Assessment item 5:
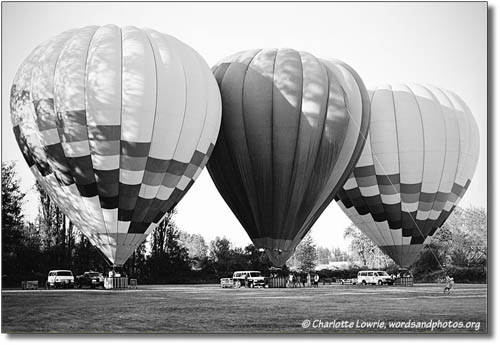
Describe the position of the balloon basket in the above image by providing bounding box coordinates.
[104,277,129,290]
[393,277,414,287]
[104,266,129,289]
[267,276,287,288]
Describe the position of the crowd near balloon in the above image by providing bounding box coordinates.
[10,25,480,270]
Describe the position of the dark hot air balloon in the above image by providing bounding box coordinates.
[207,49,370,266]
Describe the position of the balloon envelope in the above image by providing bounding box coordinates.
[10,25,221,266]
[335,84,480,267]
[207,49,370,266]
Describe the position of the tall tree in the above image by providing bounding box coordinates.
[422,205,487,269]
[445,206,486,267]
[2,161,26,252]
[124,242,147,279]
[316,246,331,264]
[2,161,27,285]
[293,235,318,272]
[209,237,231,263]
[35,181,74,266]
[72,232,108,274]
[207,237,234,275]
[149,210,191,282]
[178,232,208,260]
[244,244,273,274]
[178,232,208,269]
[344,224,394,268]
[151,210,176,256]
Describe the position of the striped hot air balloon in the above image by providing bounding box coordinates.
[207,49,370,266]
[10,25,221,266]
[335,84,480,267]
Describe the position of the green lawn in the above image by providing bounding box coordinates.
[1,283,487,334]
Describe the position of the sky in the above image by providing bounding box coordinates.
[1,2,487,251]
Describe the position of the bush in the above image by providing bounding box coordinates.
[414,266,486,283]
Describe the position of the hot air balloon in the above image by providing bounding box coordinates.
[10,25,221,267]
[335,84,480,268]
[207,49,370,266]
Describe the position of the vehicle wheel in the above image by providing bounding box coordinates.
[377,280,382,286]
[235,280,241,288]
[362,281,367,285]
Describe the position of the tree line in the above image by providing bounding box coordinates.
[342,205,487,282]
[2,161,277,286]
[2,161,487,286]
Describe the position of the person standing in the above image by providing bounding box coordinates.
[443,275,454,294]
[313,274,319,287]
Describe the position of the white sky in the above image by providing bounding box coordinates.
[1,2,487,251]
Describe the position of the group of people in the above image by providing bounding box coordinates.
[286,272,320,288]
[389,272,412,280]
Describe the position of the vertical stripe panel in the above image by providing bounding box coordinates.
[370,86,400,176]
[241,49,275,239]
[170,37,208,163]
[271,48,302,234]
[145,31,186,160]
[86,25,123,127]
[120,26,157,144]
[393,84,423,213]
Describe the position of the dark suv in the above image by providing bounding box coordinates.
[75,271,104,288]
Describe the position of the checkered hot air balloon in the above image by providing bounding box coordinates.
[207,49,371,267]
[10,25,221,266]
[335,84,480,268]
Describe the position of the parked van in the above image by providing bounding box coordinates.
[357,270,394,285]
[232,271,267,288]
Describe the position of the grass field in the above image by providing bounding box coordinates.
[1,283,487,334]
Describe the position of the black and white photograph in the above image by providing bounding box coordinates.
[1,1,490,335]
